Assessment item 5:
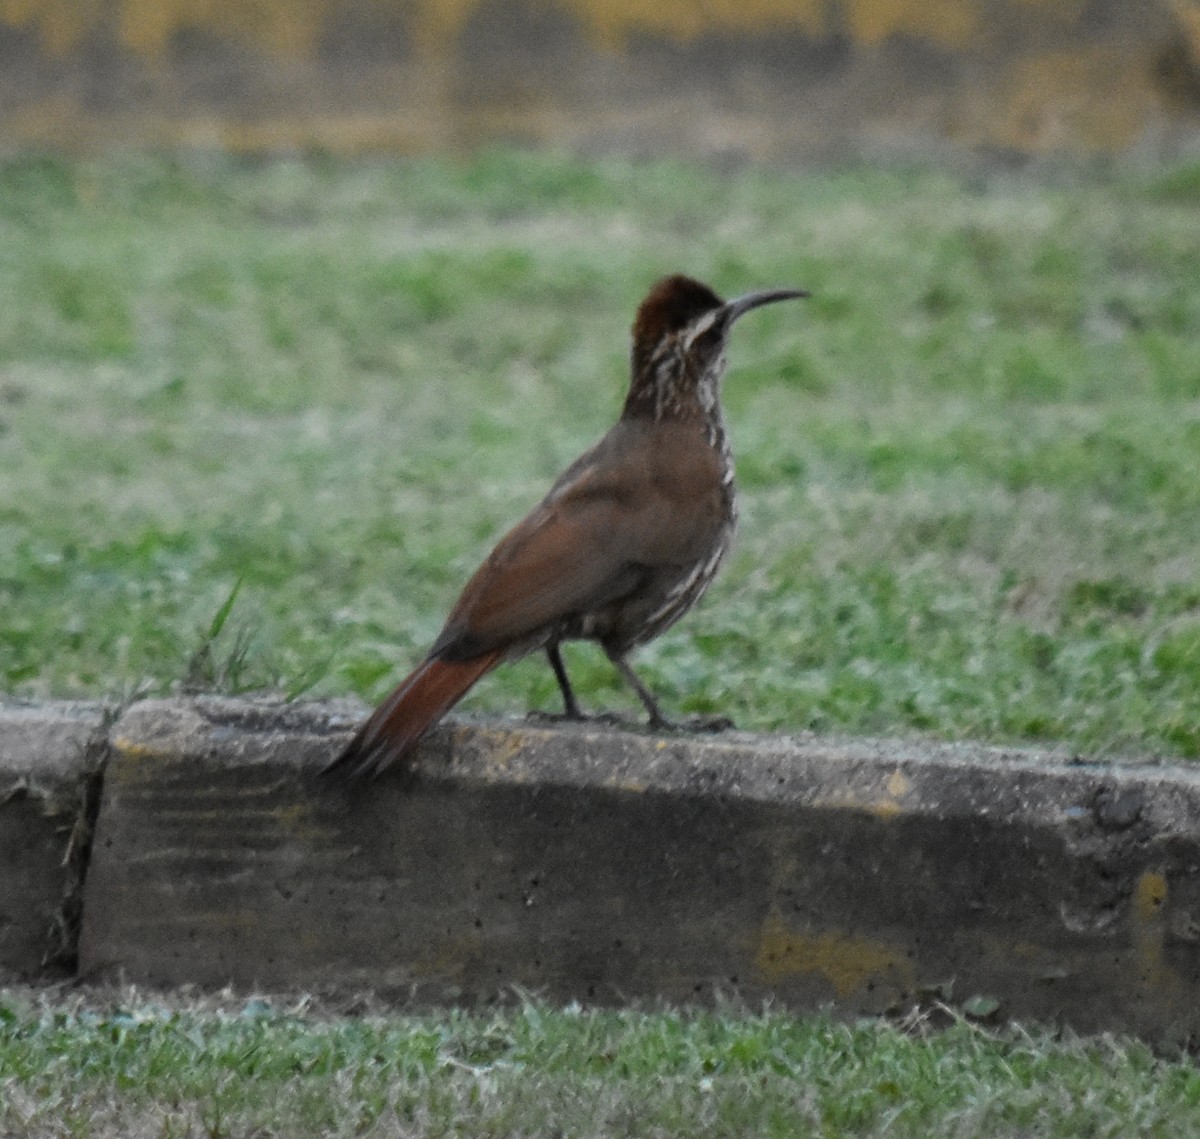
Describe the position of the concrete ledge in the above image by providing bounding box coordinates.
[0,700,108,979]
[76,696,1200,1046]
[2,0,1199,161]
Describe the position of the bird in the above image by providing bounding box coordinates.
[324,274,807,779]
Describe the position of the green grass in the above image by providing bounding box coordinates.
[2,991,1199,1138]
[5,151,1200,1127]
[1,151,1200,758]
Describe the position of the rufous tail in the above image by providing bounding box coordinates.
[323,649,503,779]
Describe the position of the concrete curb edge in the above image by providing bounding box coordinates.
[3,696,1199,1046]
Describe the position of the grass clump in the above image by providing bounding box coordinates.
[0,151,1198,758]
[2,991,1199,1138]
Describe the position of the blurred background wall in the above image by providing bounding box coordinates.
[2,0,1199,163]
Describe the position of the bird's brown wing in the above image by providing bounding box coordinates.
[324,434,691,778]
[432,449,700,659]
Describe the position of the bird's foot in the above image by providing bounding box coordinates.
[527,708,733,733]
[647,713,735,734]
[526,709,628,728]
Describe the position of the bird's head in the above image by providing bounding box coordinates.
[625,274,808,419]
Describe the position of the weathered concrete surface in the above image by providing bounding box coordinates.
[0,701,108,979]
[81,696,1200,1045]
[1,0,1198,162]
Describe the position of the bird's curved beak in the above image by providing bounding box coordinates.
[722,287,810,325]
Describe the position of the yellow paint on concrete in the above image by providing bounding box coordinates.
[110,736,166,762]
[1012,0,1087,20]
[0,4,1185,174]
[2,0,332,58]
[1169,0,1200,68]
[106,737,181,788]
[0,0,100,55]
[2,0,985,60]
[811,766,912,821]
[1135,870,1168,920]
[845,0,977,48]
[468,726,529,775]
[117,0,328,59]
[567,0,825,51]
[1132,869,1175,989]
[412,0,478,53]
[754,908,914,997]
[983,873,1183,999]
[969,45,1159,154]
[875,767,912,820]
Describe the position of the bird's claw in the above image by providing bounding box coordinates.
[687,714,735,733]
[647,713,735,734]
[526,709,628,728]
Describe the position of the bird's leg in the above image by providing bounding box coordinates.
[607,652,672,727]
[527,645,621,725]
[547,642,585,719]
[527,644,626,727]
[607,651,734,734]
